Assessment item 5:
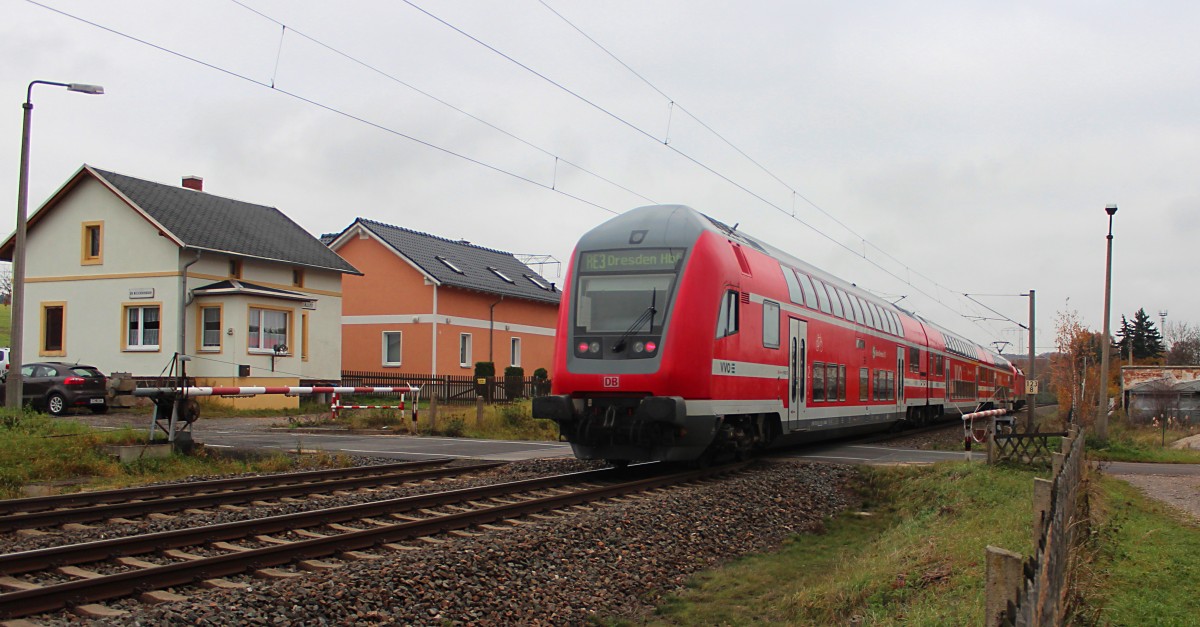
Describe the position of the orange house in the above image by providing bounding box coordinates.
[326,218,561,376]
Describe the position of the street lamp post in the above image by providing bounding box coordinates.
[7,80,104,409]
[1096,204,1118,441]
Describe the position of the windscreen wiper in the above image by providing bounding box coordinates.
[613,289,657,353]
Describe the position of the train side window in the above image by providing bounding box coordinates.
[872,370,881,400]
[826,363,839,402]
[762,300,780,348]
[839,364,847,401]
[812,361,826,402]
[935,355,944,376]
[884,310,897,335]
[859,367,869,401]
[857,296,874,328]
[811,278,833,314]
[870,303,885,331]
[796,272,819,309]
[835,289,854,321]
[848,294,865,324]
[782,267,804,305]
[715,290,740,338]
[891,312,904,336]
[826,285,844,318]
[909,346,920,373]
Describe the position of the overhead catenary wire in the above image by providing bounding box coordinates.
[25,0,1023,348]
[406,0,1023,345]
[24,0,620,216]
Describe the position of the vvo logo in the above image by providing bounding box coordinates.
[603,376,620,388]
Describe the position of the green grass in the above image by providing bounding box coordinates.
[1072,475,1200,624]
[647,462,1039,626]
[0,407,353,499]
[1086,417,1200,463]
[0,303,9,347]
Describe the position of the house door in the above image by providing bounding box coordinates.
[788,319,808,431]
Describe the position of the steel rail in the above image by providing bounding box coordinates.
[0,462,750,618]
[0,459,451,516]
[0,461,503,533]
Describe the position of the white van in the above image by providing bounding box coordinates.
[0,347,8,373]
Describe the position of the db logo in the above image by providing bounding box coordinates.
[603,376,620,388]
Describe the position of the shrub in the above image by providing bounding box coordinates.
[533,367,548,380]
[440,417,466,437]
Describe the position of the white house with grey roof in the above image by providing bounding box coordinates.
[0,165,360,409]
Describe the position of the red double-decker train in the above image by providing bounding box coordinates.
[533,204,1024,463]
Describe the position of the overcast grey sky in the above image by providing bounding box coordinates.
[3,0,1197,354]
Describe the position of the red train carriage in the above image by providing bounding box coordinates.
[533,205,1023,463]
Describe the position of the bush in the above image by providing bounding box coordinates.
[440,417,466,437]
[474,362,496,377]
[533,367,548,380]
[500,403,529,428]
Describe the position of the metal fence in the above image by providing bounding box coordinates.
[339,370,550,404]
[986,428,1087,626]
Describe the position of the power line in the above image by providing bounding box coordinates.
[24,0,621,217]
[405,0,1014,343]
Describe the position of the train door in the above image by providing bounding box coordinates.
[787,318,808,431]
[896,347,905,415]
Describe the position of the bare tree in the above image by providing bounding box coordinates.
[1164,321,1200,365]
[0,264,10,303]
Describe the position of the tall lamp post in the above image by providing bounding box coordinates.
[1096,204,1118,441]
[7,80,104,409]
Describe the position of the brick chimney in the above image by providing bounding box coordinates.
[182,176,203,191]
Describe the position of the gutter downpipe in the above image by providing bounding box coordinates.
[169,250,203,443]
[431,283,438,375]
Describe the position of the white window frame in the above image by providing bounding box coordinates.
[248,306,290,353]
[200,306,222,352]
[459,333,473,367]
[382,331,403,367]
[125,304,161,351]
[510,337,522,367]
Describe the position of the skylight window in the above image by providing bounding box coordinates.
[488,267,515,283]
[435,255,465,274]
[524,273,550,290]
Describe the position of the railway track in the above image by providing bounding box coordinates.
[0,460,752,620]
[0,459,503,533]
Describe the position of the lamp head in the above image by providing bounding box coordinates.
[274,344,289,355]
[67,83,104,95]
[1105,204,1118,216]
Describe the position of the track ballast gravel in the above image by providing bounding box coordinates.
[25,458,854,625]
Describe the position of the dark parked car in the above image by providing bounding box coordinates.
[0,362,108,415]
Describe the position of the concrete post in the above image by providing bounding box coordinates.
[987,431,996,465]
[476,395,484,428]
[1051,451,1064,477]
[985,545,1024,626]
[1033,478,1053,548]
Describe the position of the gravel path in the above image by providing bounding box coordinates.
[1106,473,1200,524]
[23,459,854,625]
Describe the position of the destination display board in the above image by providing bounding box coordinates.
[580,248,683,273]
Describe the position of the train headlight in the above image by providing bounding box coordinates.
[633,341,645,353]
[645,341,657,353]
[589,342,601,353]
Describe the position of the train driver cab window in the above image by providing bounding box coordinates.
[716,290,740,338]
[762,300,780,348]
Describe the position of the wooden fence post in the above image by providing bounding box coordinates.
[1033,477,1052,548]
[986,545,1023,626]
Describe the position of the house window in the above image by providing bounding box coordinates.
[41,302,66,355]
[762,300,780,348]
[81,221,103,265]
[248,306,289,352]
[230,259,243,279]
[383,331,402,366]
[125,304,161,351]
[292,268,305,287]
[200,306,222,351]
[510,337,521,367]
[459,333,473,367]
